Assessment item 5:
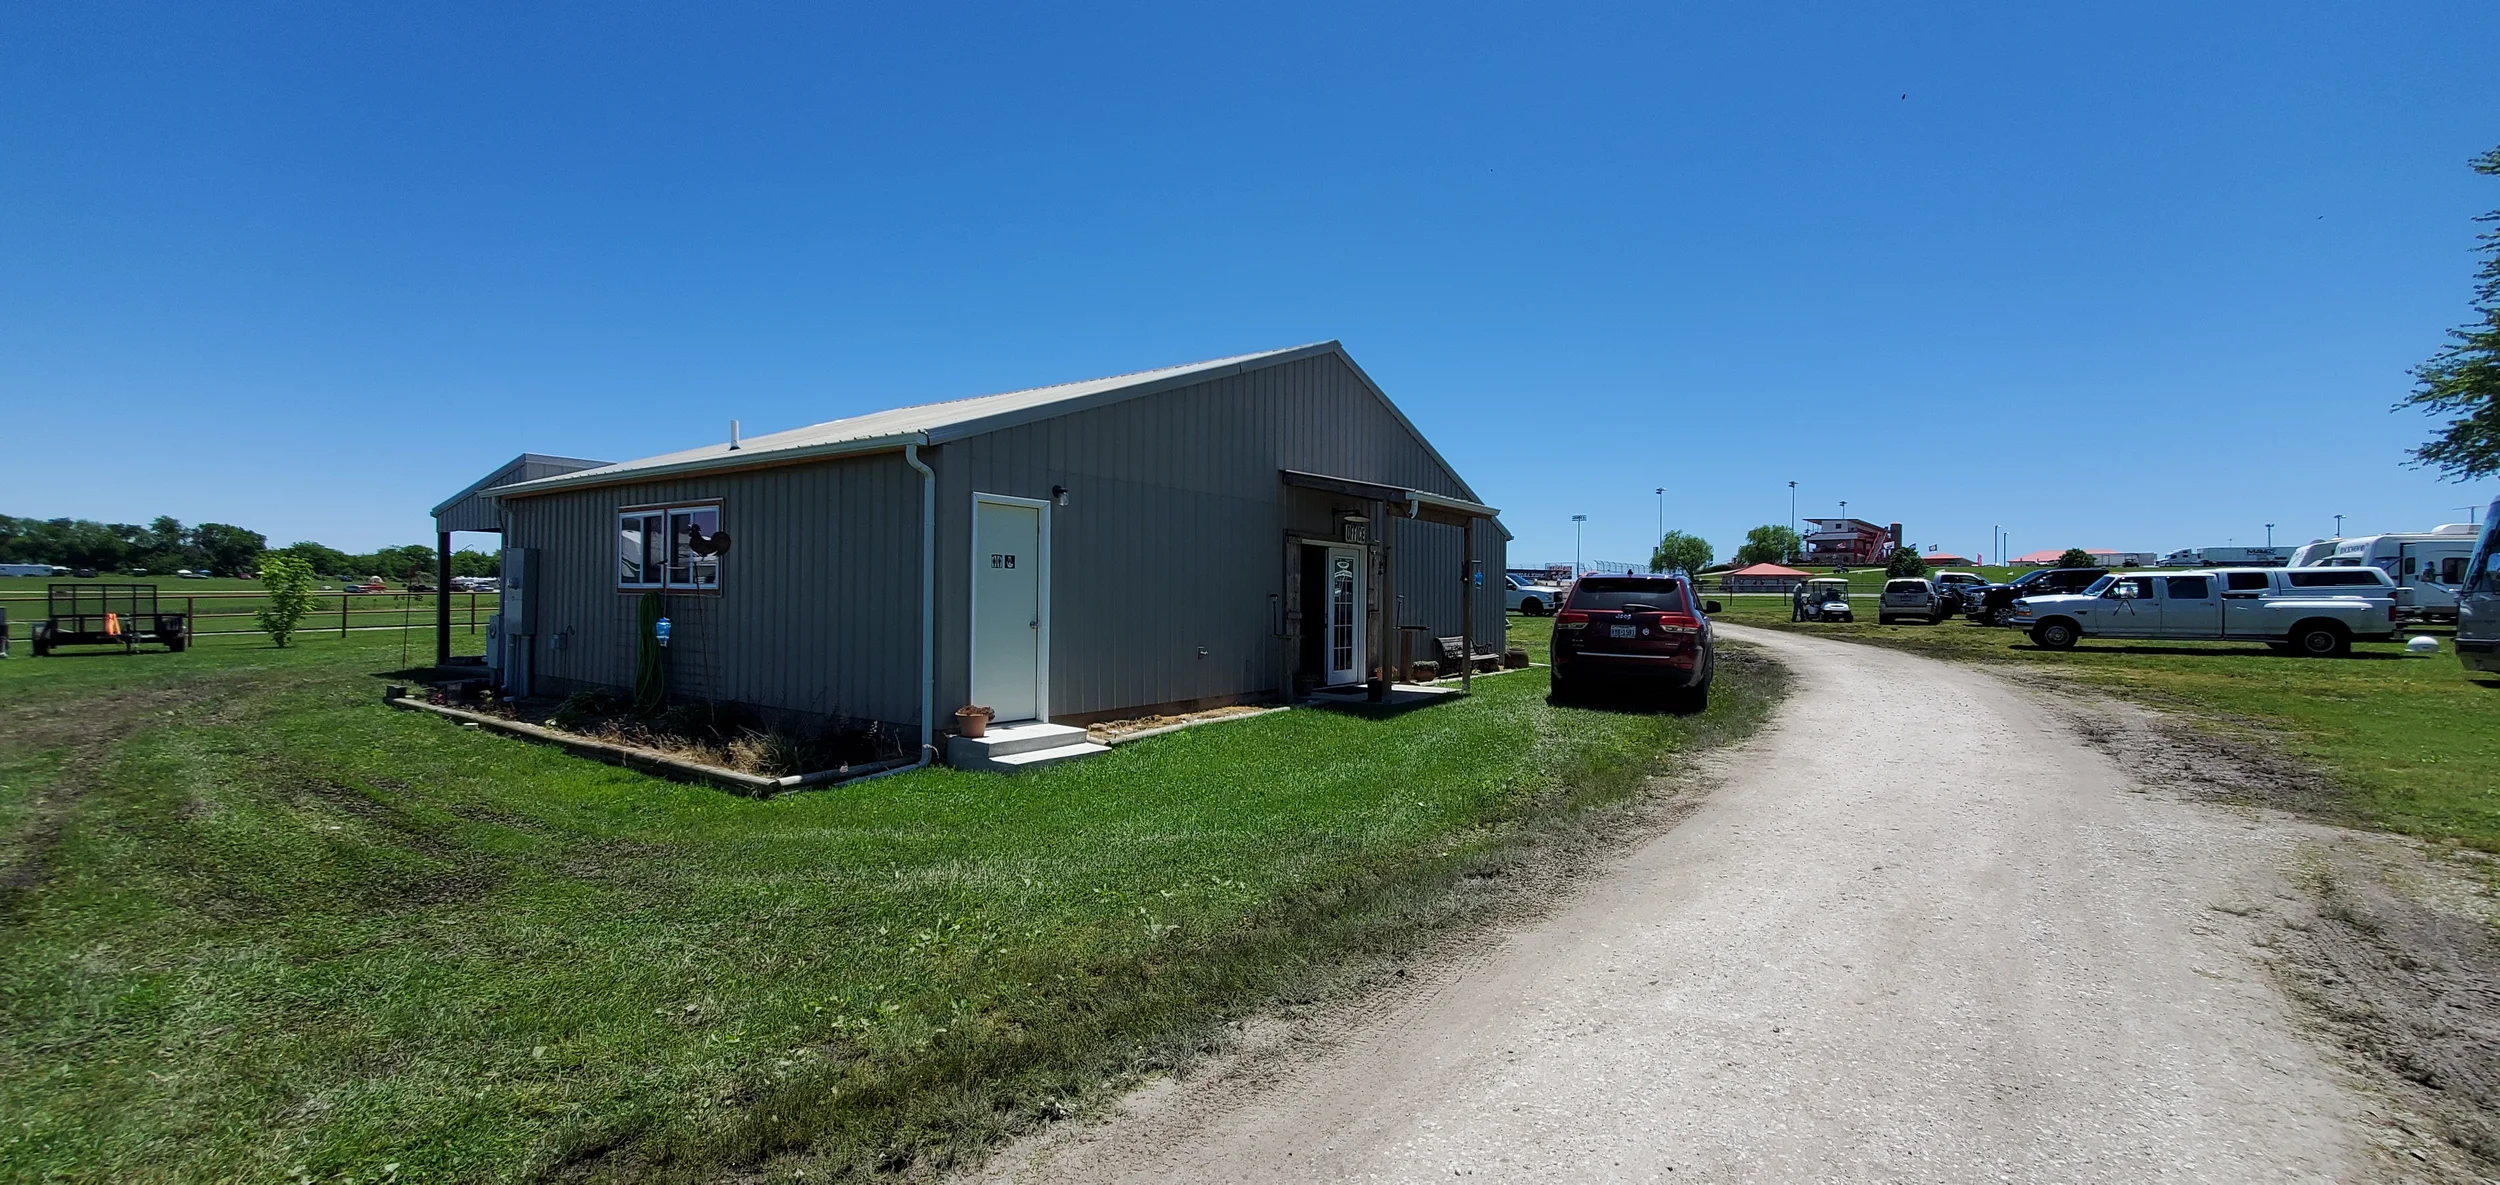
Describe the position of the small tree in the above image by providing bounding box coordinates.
[2398,146,2500,480]
[1649,530,1714,575]
[1734,524,1802,566]
[2055,548,2101,570]
[1886,545,1929,578]
[256,555,318,647]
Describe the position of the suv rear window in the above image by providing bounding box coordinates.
[2287,569,2389,587]
[1884,579,1928,592]
[1567,578,1687,612]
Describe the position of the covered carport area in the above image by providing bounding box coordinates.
[427,454,605,667]
[1280,469,1503,699]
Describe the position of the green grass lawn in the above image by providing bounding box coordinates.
[1,623,1781,1182]
[1709,595,2500,848]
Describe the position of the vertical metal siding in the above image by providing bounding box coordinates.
[943,351,1498,719]
[502,351,1503,728]
[500,453,923,728]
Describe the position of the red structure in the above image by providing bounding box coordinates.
[1720,562,1809,592]
[1801,519,1901,567]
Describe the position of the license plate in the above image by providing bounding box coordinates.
[1609,624,1638,638]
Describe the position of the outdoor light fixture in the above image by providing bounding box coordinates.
[655,617,672,648]
[1051,485,1069,507]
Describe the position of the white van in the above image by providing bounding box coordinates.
[0,563,60,578]
[2320,525,2478,622]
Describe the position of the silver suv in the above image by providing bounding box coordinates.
[1878,578,1944,625]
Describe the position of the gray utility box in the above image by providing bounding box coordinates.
[498,548,538,696]
[499,547,538,634]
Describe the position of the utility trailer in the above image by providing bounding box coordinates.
[29,584,188,656]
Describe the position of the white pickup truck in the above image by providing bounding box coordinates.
[2006,567,2400,656]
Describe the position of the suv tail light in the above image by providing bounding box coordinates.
[1556,611,1589,629]
[1653,613,1698,635]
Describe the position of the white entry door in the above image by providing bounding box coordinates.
[973,497,1046,722]
[1323,545,1365,686]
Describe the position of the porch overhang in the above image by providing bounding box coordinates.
[1279,469,1500,528]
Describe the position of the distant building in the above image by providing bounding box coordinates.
[2010,548,2155,567]
[1921,552,1974,567]
[1802,519,1901,567]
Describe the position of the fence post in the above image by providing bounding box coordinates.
[341,591,349,637]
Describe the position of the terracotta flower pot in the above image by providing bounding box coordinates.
[955,706,994,738]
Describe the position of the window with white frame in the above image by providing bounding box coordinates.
[618,503,723,590]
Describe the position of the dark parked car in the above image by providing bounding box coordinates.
[1970,567,2108,625]
[1929,570,1988,616]
[1549,573,1720,709]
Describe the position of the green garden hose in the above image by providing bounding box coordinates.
[634,591,666,714]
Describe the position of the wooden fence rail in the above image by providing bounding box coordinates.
[0,589,500,642]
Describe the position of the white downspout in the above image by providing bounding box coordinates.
[904,440,938,770]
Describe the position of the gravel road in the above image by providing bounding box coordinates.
[977,625,2383,1184]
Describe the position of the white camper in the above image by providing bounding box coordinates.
[2322,524,2479,622]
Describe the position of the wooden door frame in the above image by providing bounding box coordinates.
[969,492,1053,722]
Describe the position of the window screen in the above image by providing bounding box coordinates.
[2164,575,2210,599]
[2226,572,2272,591]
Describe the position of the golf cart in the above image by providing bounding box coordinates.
[29,584,189,656]
[1794,577,1854,623]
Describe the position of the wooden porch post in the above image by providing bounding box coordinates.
[435,530,453,667]
[1461,516,1475,694]
[1369,497,1389,700]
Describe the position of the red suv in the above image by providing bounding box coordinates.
[1549,573,1720,709]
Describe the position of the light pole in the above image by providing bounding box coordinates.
[1655,488,1666,560]
[1572,515,1588,575]
[2265,523,2275,548]
[1787,481,1798,563]
[1992,524,1999,569]
[2334,513,2344,538]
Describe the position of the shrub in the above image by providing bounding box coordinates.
[1886,546,1930,578]
[2056,547,2102,570]
[254,555,318,647]
[548,689,622,731]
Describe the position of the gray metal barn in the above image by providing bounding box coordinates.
[463,342,1506,764]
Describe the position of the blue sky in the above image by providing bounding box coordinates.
[3,3,2496,565]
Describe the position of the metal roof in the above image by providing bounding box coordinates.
[490,341,1482,503]
[430,453,610,529]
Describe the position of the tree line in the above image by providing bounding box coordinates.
[0,514,499,580]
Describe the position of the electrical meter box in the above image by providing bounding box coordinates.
[500,547,538,635]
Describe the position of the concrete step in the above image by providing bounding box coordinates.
[947,722,1108,771]
[952,721,1087,759]
[978,741,1111,772]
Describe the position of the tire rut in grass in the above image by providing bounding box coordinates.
[0,679,236,912]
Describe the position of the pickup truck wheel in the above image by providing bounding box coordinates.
[1520,597,1543,616]
[2291,621,2351,657]
[2030,619,2080,650]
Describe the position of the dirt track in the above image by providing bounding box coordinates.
[975,625,2407,1184]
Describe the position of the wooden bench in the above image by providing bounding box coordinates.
[1434,636,1502,675]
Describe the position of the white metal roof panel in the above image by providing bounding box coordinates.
[493,343,1341,498]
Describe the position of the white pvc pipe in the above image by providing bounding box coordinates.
[904,440,938,769]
